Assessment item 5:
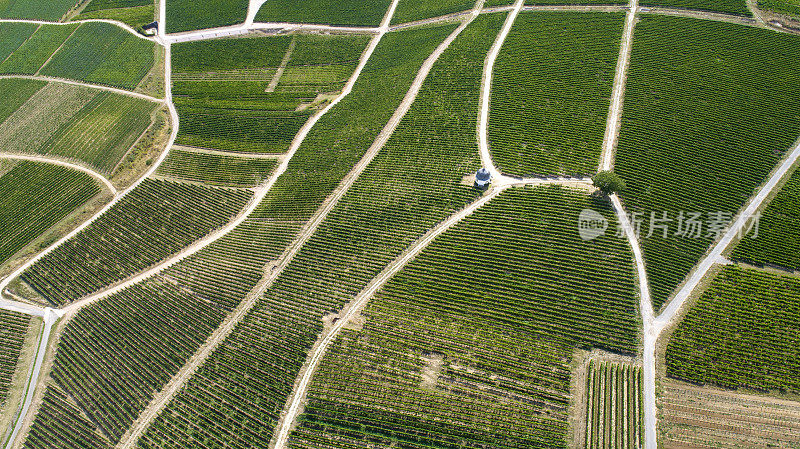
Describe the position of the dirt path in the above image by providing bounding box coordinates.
[0,153,117,195]
[477,0,524,185]
[2,308,61,449]
[172,145,285,159]
[265,36,295,92]
[600,0,639,172]
[0,75,164,103]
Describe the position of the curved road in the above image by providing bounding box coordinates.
[0,153,117,195]
[0,75,164,103]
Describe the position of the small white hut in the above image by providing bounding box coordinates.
[475,167,491,187]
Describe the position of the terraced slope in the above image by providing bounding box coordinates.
[614,15,800,309]
[137,16,502,448]
[288,187,638,448]
[489,12,624,178]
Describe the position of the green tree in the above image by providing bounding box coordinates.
[592,171,626,195]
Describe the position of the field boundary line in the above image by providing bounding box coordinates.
[641,6,759,26]
[170,145,286,159]
[272,186,506,449]
[33,23,81,76]
[600,0,639,171]
[0,75,165,103]
[0,153,117,195]
[0,18,155,42]
[265,36,295,92]
[113,2,404,445]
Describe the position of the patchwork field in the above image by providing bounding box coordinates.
[0,81,158,175]
[0,161,101,267]
[3,2,800,449]
[21,24,458,449]
[659,381,800,448]
[489,12,624,178]
[138,16,501,448]
[614,15,800,310]
[172,34,369,153]
[0,22,157,90]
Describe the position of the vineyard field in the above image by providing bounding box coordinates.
[156,150,278,187]
[732,167,800,271]
[0,82,157,175]
[173,34,368,153]
[585,361,643,449]
[287,187,638,448]
[0,78,46,125]
[165,0,248,33]
[254,0,392,26]
[18,179,253,306]
[489,12,624,178]
[390,0,476,25]
[22,28,463,443]
[0,309,32,409]
[614,15,800,309]
[0,0,77,20]
[0,24,80,75]
[666,266,800,393]
[136,16,604,449]
[76,5,155,31]
[24,210,305,449]
[0,161,101,267]
[759,0,800,16]
[39,22,156,90]
[0,22,37,62]
[42,93,157,175]
[83,0,150,11]
[641,0,751,15]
